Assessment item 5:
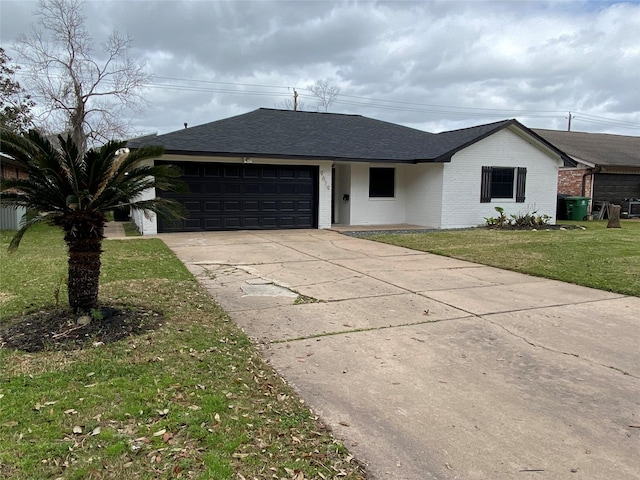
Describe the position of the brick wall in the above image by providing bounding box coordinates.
[0,164,29,180]
[558,167,592,197]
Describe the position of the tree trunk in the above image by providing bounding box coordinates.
[607,205,622,229]
[65,220,104,313]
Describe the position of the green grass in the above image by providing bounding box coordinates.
[122,221,142,236]
[369,220,640,297]
[0,225,365,479]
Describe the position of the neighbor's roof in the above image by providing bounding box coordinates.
[129,108,566,163]
[533,129,640,168]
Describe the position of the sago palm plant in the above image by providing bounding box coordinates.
[0,128,185,313]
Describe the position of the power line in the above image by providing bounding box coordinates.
[12,70,640,130]
[145,76,640,129]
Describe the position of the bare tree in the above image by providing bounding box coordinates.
[14,0,150,155]
[307,79,340,113]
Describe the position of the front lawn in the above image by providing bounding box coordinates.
[0,225,365,479]
[369,220,640,297]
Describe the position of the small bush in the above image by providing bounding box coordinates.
[485,206,551,228]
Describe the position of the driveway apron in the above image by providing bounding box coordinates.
[160,229,640,480]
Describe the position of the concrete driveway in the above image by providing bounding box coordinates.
[159,229,640,480]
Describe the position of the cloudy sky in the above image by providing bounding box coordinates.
[1,0,639,137]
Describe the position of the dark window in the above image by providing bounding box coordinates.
[369,167,395,198]
[491,168,515,198]
[480,166,526,203]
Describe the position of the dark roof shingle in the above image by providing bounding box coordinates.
[129,108,566,163]
[533,129,640,167]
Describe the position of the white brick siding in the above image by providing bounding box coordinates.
[131,187,158,235]
[317,162,333,229]
[348,163,408,225]
[404,163,444,227]
[440,127,561,228]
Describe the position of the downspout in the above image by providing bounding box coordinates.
[582,166,600,213]
[581,166,600,197]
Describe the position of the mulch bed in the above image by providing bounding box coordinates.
[487,224,585,231]
[346,224,586,236]
[0,306,163,353]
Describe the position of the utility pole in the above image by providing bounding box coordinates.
[567,112,572,131]
[293,89,298,111]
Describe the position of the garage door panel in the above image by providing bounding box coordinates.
[224,201,241,211]
[204,201,221,212]
[261,217,277,228]
[279,184,295,194]
[157,162,318,232]
[594,174,640,205]
[224,184,241,195]
[244,217,260,228]
[244,167,260,178]
[223,217,241,228]
[280,201,295,211]
[224,166,241,177]
[203,165,220,177]
[204,184,221,194]
[182,164,200,176]
[279,217,295,226]
[205,218,222,229]
[185,218,202,228]
[260,184,277,194]
[244,201,259,211]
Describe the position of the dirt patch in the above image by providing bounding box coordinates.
[0,305,163,353]
[0,292,15,303]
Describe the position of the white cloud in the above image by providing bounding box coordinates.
[1,0,638,136]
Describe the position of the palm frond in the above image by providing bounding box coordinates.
[8,214,52,252]
[131,197,187,222]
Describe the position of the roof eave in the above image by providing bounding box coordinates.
[161,149,442,164]
[517,124,574,165]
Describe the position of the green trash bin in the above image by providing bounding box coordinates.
[564,196,590,221]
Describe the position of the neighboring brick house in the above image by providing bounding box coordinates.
[127,108,570,234]
[534,129,640,217]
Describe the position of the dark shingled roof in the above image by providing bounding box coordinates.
[533,129,640,168]
[129,108,567,163]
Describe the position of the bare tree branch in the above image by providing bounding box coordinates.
[14,0,151,156]
[307,79,340,113]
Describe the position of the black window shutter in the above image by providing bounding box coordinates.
[480,166,492,203]
[516,167,527,203]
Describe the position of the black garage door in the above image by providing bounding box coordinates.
[593,173,640,206]
[157,162,318,232]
